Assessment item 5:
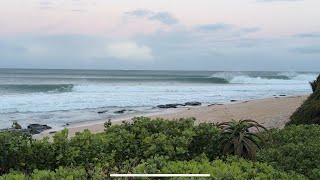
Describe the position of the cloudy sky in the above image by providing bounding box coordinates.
[0,0,319,71]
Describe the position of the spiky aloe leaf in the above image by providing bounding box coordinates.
[218,119,267,160]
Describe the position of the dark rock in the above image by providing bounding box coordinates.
[12,122,22,129]
[279,95,287,97]
[98,110,108,114]
[27,124,52,134]
[157,104,176,108]
[49,131,57,134]
[230,100,237,102]
[185,102,201,106]
[62,123,70,127]
[157,104,184,108]
[114,109,126,114]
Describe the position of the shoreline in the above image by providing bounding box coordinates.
[33,95,308,139]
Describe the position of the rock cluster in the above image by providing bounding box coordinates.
[1,123,52,135]
[157,101,202,108]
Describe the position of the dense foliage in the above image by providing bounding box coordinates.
[289,74,320,125]
[134,157,304,179]
[0,117,220,177]
[258,125,320,179]
[0,158,304,179]
[0,117,303,179]
[310,74,320,92]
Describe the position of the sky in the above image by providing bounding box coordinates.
[0,0,319,71]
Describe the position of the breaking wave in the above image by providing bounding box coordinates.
[210,72,318,84]
[0,84,74,93]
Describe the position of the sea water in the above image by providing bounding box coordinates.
[0,69,318,129]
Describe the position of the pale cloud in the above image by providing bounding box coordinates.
[291,46,320,54]
[0,29,320,70]
[37,0,89,12]
[105,42,154,61]
[125,9,178,25]
[294,32,320,38]
[240,27,260,33]
[195,23,234,32]
[0,0,319,71]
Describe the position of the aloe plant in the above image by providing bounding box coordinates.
[218,119,267,160]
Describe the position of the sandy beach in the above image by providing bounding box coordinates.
[33,95,308,139]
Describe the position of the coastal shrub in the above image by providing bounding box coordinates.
[310,74,320,92]
[103,117,222,163]
[133,156,305,179]
[3,117,317,178]
[0,131,33,174]
[257,125,320,179]
[0,158,305,179]
[218,119,267,160]
[0,166,105,180]
[288,74,320,125]
[0,117,222,176]
[189,122,221,160]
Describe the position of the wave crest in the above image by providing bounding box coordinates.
[0,84,74,93]
[210,72,318,84]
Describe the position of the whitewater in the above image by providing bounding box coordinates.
[0,69,318,129]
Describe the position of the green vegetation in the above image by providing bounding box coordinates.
[310,74,320,92]
[258,125,320,179]
[218,119,267,160]
[134,157,304,179]
[288,74,320,125]
[0,158,304,180]
[1,117,304,179]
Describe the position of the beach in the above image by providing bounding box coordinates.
[34,95,307,139]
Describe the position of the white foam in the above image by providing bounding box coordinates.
[210,72,318,85]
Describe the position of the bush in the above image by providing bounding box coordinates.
[0,166,105,180]
[288,74,320,125]
[258,125,320,179]
[189,123,221,160]
[134,156,305,179]
[0,117,312,179]
[0,131,33,174]
[310,74,320,92]
[0,117,222,176]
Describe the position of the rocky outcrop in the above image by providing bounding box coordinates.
[157,104,184,108]
[27,124,52,134]
[157,102,202,108]
[185,101,201,106]
[98,110,108,114]
[114,109,127,114]
[1,123,52,135]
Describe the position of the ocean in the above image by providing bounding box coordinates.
[0,69,318,129]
